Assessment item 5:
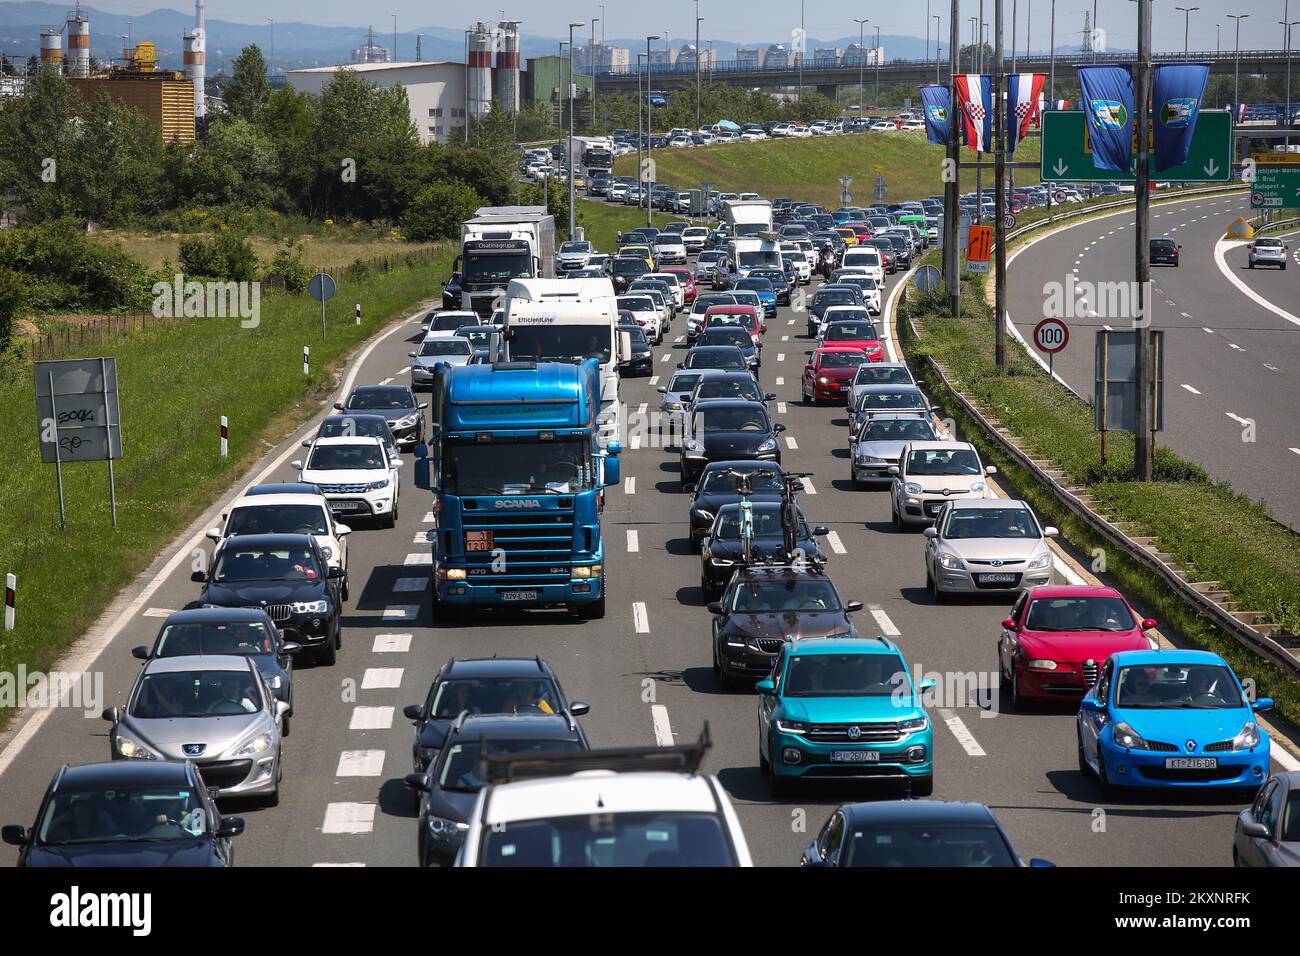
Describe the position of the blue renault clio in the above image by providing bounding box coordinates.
[1077,649,1272,794]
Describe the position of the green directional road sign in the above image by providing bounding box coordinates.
[1040,110,1232,183]
[1250,166,1300,209]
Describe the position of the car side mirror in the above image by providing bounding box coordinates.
[1239,820,1270,839]
[402,704,423,722]
[205,528,221,542]
[328,566,345,579]
[336,524,352,536]
[985,465,998,476]
[764,393,776,401]
[1002,618,1018,631]
[275,700,290,718]
[813,526,829,536]
[1028,858,1056,868]
[403,772,431,793]
[657,386,668,393]
[282,642,302,656]
[301,439,312,447]
[333,402,344,410]
[101,706,122,723]
[216,816,246,838]
[1254,697,1274,712]
[755,679,775,694]
[130,645,150,661]
[408,352,417,358]
[1043,526,1059,538]
[677,362,685,369]
[845,600,864,613]
[1,825,30,847]
[706,601,724,614]
[922,527,938,538]
[1079,698,1105,713]
[569,701,591,717]
[290,460,303,472]
[190,570,207,582]
[888,465,899,476]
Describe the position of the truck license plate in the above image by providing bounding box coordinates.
[501,590,537,601]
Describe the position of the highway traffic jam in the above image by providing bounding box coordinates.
[1,180,1295,872]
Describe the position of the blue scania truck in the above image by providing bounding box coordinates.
[413,358,620,619]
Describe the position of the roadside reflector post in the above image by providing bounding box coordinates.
[220,416,228,458]
[4,573,14,631]
[356,303,362,325]
[303,346,310,376]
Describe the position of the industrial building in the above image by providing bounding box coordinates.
[286,61,469,144]
[521,55,592,125]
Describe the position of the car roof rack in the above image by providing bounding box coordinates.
[481,723,712,784]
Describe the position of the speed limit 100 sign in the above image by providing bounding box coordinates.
[1034,318,1069,354]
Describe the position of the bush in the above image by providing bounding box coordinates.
[179,233,261,283]
[0,219,156,313]
[265,241,312,293]
[402,180,483,242]
[0,267,24,351]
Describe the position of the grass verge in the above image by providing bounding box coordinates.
[0,244,453,729]
[897,252,1300,726]
[575,198,681,253]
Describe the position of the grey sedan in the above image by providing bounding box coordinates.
[1234,771,1300,866]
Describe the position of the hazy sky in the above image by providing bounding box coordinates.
[74,1,1296,52]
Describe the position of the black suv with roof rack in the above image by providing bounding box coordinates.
[708,566,863,690]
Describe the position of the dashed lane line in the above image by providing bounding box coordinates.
[825,530,846,554]
[626,529,640,552]
[939,709,987,757]
[633,601,650,633]
[625,476,637,494]
[868,604,901,636]
[785,436,798,450]
[360,668,403,690]
[336,750,386,777]
[383,605,418,622]
[1180,384,1201,395]
[404,552,432,565]
[651,704,674,746]
[349,706,394,730]
[372,633,411,653]
[322,802,376,834]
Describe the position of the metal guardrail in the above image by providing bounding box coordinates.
[1003,183,1247,245]
[1252,216,1300,235]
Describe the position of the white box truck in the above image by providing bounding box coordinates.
[722,199,773,237]
[458,207,556,317]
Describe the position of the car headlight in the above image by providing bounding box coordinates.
[666,401,684,411]
[1111,721,1149,750]
[969,481,986,494]
[1026,659,1058,671]
[818,376,831,384]
[293,600,329,614]
[235,731,275,757]
[776,720,809,736]
[899,716,928,733]
[1027,552,1052,570]
[904,481,923,495]
[694,509,715,523]
[710,557,735,566]
[115,735,159,760]
[427,816,470,839]
[396,414,419,428]
[684,439,704,454]
[936,551,965,571]
[367,479,390,491]
[755,437,778,452]
[1232,721,1261,751]
[319,545,333,560]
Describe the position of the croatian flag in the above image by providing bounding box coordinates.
[1006,73,1046,152]
[954,74,993,152]
[1055,98,1069,110]
[1236,102,1248,122]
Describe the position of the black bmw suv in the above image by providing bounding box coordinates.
[191,533,344,666]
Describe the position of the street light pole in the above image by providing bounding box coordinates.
[1134,0,1153,480]
[266,18,274,77]
[591,18,599,132]
[637,51,644,201]
[1283,18,1299,133]
[1091,0,1098,62]
[854,18,869,109]
[646,35,659,227]
[926,0,931,67]
[799,0,805,101]
[1227,13,1248,116]
[1175,6,1198,57]
[569,22,584,239]
[934,15,942,83]
[969,17,978,72]
[874,25,881,103]
[696,8,704,130]
[1048,0,1055,102]
[1012,0,1018,74]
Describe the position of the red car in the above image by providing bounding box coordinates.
[801,347,874,404]
[703,304,765,344]
[662,267,697,304]
[847,224,874,243]
[997,585,1157,707]
[819,316,884,362]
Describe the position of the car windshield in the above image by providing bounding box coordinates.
[699,330,752,349]
[730,291,762,307]
[695,379,761,402]
[318,417,391,444]
[155,621,275,657]
[36,788,210,846]
[458,329,492,348]
[227,503,329,536]
[429,677,562,718]
[614,259,648,275]
[858,418,936,442]
[419,338,472,357]
[478,811,736,866]
[783,653,907,697]
[307,444,385,470]
[825,321,877,340]
[1114,663,1244,709]
[667,372,704,394]
[700,469,784,494]
[694,296,734,313]
[695,408,768,432]
[441,438,593,495]
[715,507,804,539]
[842,825,1015,867]
[131,669,263,718]
[907,448,981,475]
[560,242,592,253]
[437,739,584,793]
[943,508,1038,539]
[1025,596,1135,632]
[857,390,925,411]
[347,388,412,410]
[211,545,323,583]
[732,579,840,612]
[815,291,855,307]
[819,352,870,369]
[428,314,474,332]
[686,349,746,370]
[511,325,612,364]
[855,366,912,386]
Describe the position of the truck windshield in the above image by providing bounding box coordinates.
[442,439,594,495]
[733,223,768,237]
[738,251,779,267]
[511,325,612,364]
[464,251,532,283]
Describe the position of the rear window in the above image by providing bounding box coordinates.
[479,812,736,867]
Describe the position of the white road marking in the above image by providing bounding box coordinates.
[1229,343,1245,351]
[1214,238,1300,331]
[649,376,659,386]
[142,607,173,618]
[633,601,649,633]
[1202,327,1215,334]
[396,367,410,375]
[422,511,436,523]
[777,402,788,414]
[349,706,394,730]
[674,335,684,343]
[322,802,376,834]
[313,862,366,867]
[1290,448,1300,456]
[404,552,432,565]
[939,709,987,757]
[868,604,901,636]
[777,353,785,362]
[775,376,785,386]
[372,633,412,653]
[785,436,798,450]
[1180,312,1191,318]
[651,704,674,745]
[825,530,846,554]
[781,335,789,341]
[787,318,795,325]
[379,377,393,385]
[625,476,636,495]
[1226,412,1252,427]
[361,668,403,690]
[801,476,817,495]
[412,530,430,543]
[637,403,647,414]
[630,435,642,450]
[626,529,639,552]
[1180,384,1201,395]
[661,353,672,362]
[1264,364,1280,372]
[336,750,386,777]
[383,605,418,622]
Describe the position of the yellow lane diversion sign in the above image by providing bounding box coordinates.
[1225,216,1254,241]
[966,224,993,273]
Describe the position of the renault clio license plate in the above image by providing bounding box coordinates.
[1165,757,1217,770]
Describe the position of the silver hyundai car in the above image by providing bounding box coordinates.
[104,655,286,806]
[923,498,1057,601]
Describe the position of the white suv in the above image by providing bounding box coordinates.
[207,491,354,600]
[455,735,752,867]
[293,436,401,528]
[889,441,997,528]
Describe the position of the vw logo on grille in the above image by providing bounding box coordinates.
[847,725,862,740]
[1185,739,1196,752]
[183,743,206,757]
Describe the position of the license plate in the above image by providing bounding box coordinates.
[1164,757,1217,770]
[838,384,849,391]
[465,530,494,552]
[330,501,362,511]
[925,502,944,514]
[830,750,880,763]
[501,590,537,601]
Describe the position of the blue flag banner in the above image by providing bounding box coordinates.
[920,85,951,146]
[1077,64,1135,172]
[1152,63,1210,172]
